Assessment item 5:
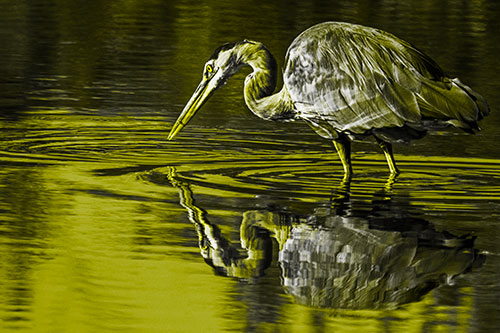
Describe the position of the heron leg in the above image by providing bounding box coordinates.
[375,138,400,175]
[332,135,353,176]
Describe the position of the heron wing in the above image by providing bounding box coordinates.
[284,22,487,141]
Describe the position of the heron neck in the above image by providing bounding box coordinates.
[238,43,294,120]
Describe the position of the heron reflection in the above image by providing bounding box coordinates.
[165,167,484,309]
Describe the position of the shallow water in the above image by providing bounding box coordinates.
[1,0,500,331]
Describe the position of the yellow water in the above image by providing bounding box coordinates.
[1,0,500,331]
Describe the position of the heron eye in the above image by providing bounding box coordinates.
[206,65,213,73]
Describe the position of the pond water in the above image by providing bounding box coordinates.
[1,0,500,331]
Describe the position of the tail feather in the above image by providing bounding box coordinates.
[416,78,489,132]
[451,78,490,120]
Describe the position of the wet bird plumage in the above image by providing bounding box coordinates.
[168,22,489,175]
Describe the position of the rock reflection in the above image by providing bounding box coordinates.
[166,167,484,310]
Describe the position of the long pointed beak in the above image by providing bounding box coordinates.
[168,78,215,141]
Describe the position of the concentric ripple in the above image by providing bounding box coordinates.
[3,113,500,209]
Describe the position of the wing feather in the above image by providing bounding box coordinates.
[283,22,488,141]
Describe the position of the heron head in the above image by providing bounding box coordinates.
[167,42,246,140]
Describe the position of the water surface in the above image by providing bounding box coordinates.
[1,0,500,331]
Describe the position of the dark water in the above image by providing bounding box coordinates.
[1,0,500,331]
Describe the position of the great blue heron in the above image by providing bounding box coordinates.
[168,22,489,175]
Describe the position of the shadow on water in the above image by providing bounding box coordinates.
[147,166,485,310]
